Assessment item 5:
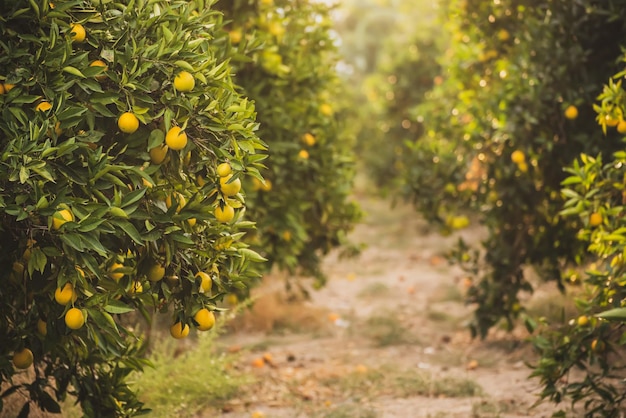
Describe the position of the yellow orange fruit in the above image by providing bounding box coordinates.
[591,339,605,352]
[302,133,316,146]
[165,192,186,213]
[149,144,168,164]
[617,120,626,134]
[174,71,195,92]
[37,319,47,336]
[35,101,52,112]
[12,348,34,369]
[90,60,108,80]
[217,162,232,177]
[108,262,125,282]
[195,271,212,293]
[51,208,74,230]
[118,112,139,134]
[564,105,578,120]
[219,174,242,196]
[215,204,235,223]
[165,126,188,150]
[70,23,86,43]
[229,30,242,44]
[147,264,165,282]
[0,84,4,94]
[511,150,525,164]
[170,322,190,339]
[577,315,589,327]
[319,103,333,116]
[193,308,216,331]
[3,83,15,92]
[54,283,75,305]
[298,149,309,159]
[65,308,85,330]
[129,281,143,294]
[226,293,239,306]
[604,115,619,127]
[589,212,603,227]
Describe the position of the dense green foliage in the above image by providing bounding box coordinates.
[219,0,361,288]
[0,0,266,415]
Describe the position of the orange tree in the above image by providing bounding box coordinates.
[528,70,626,415]
[217,0,361,288]
[0,0,266,416]
[401,0,626,339]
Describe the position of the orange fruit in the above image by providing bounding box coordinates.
[12,348,34,369]
[193,308,216,331]
[196,271,212,293]
[617,120,626,134]
[165,126,188,150]
[147,264,165,282]
[219,174,241,196]
[589,212,602,227]
[302,133,316,146]
[37,319,47,336]
[217,162,232,177]
[3,83,15,92]
[70,23,86,42]
[51,208,74,230]
[35,101,52,112]
[149,144,168,164]
[54,283,75,305]
[511,150,525,164]
[118,112,139,134]
[564,105,578,120]
[577,315,589,327]
[215,204,235,223]
[89,60,108,80]
[108,262,125,282]
[170,322,190,339]
[174,71,195,92]
[298,149,309,159]
[65,308,85,329]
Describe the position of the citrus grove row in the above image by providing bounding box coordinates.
[347,0,626,414]
[0,0,358,415]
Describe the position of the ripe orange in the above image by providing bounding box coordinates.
[511,150,525,164]
[118,112,139,134]
[617,120,626,134]
[149,144,168,164]
[215,204,235,223]
[129,281,143,294]
[564,105,578,120]
[591,339,606,352]
[302,133,316,146]
[147,264,165,282]
[0,84,4,94]
[3,83,15,92]
[589,212,603,227]
[54,283,75,305]
[165,192,186,213]
[70,23,86,42]
[174,71,195,92]
[170,322,190,339]
[51,208,74,230]
[577,315,589,327]
[89,60,108,80]
[165,126,188,150]
[37,319,47,336]
[319,103,333,116]
[35,101,52,112]
[219,174,242,196]
[195,271,213,293]
[298,149,309,159]
[12,348,34,369]
[65,308,85,330]
[108,262,125,282]
[193,308,216,331]
[604,115,619,127]
[229,30,242,44]
[217,162,232,177]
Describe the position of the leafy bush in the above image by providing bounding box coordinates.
[0,0,266,415]
[218,0,361,287]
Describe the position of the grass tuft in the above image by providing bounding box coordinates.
[131,332,253,417]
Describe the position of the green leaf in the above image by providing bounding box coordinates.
[238,248,267,263]
[597,308,626,321]
[104,300,136,314]
[62,66,86,78]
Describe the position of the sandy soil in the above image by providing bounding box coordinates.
[211,195,572,418]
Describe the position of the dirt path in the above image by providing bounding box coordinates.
[213,195,564,418]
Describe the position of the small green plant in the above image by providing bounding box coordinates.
[361,311,416,347]
[132,332,253,417]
